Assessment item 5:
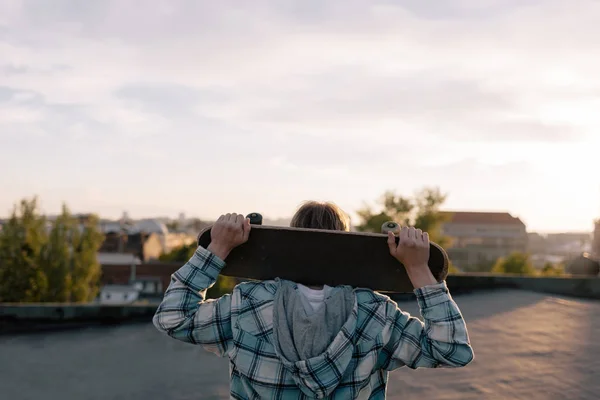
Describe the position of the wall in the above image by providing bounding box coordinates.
[3,274,599,334]
[102,264,600,301]
[0,303,158,334]
[142,233,164,261]
[445,274,600,299]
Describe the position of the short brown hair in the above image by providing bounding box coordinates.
[290,201,350,231]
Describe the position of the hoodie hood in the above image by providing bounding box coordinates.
[272,279,357,398]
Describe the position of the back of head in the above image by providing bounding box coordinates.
[290,201,350,232]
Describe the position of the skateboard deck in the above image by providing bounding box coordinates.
[197,214,449,293]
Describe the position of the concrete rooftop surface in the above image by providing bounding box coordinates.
[0,289,598,400]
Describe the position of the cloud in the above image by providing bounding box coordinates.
[2,0,598,147]
[1,0,599,230]
[113,83,233,121]
[228,68,577,142]
[1,64,29,75]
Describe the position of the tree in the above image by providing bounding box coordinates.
[355,187,451,247]
[39,205,73,302]
[0,197,105,303]
[68,213,105,302]
[491,252,537,276]
[448,262,461,274]
[0,198,49,302]
[540,262,564,277]
[165,221,179,232]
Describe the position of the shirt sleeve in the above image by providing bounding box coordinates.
[379,281,474,370]
[152,246,233,357]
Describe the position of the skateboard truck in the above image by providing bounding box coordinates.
[197,213,263,246]
[381,221,400,234]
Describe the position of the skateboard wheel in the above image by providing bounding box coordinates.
[246,213,263,225]
[381,221,400,234]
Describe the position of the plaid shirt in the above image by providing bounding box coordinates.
[153,246,474,399]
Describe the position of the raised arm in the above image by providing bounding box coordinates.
[378,281,474,370]
[152,246,234,356]
[379,226,474,369]
[152,213,251,357]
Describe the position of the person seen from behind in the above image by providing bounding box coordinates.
[153,201,474,399]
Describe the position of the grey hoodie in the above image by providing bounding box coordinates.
[273,280,355,362]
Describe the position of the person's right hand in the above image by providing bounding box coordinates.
[207,213,251,260]
[387,226,430,269]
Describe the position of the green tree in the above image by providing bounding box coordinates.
[540,262,564,277]
[356,187,451,247]
[448,262,461,274]
[0,198,49,302]
[491,252,537,276]
[39,205,73,302]
[0,197,105,303]
[69,213,105,302]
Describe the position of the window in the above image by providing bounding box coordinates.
[144,282,156,293]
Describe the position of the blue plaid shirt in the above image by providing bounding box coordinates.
[153,246,474,399]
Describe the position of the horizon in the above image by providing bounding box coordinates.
[0,203,595,235]
[2,0,600,233]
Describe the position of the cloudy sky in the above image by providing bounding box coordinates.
[1,0,599,232]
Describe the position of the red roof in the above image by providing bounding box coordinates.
[441,211,525,226]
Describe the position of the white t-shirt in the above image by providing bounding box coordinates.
[296,283,333,313]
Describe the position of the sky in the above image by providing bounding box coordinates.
[1,0,600,233]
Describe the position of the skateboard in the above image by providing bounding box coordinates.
[197,213,449,293]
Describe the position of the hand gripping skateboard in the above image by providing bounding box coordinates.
[197,213,449,293]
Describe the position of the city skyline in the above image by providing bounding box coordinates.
[0,202,596,235]
[2,1,600,232]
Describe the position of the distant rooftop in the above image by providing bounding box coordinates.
[441,211,525,226]
[97,252,142,265]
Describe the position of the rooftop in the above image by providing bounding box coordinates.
[441,211,525,226]
[97,252,142,265]
[2,290,598,399]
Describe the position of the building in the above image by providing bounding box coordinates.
[164,232,196,253]
[544,232,592,256]
[97,252,142,266]
[101,218,196,255]
[99,232,163,262]
[99,284,140,304]
[440,211,528,271]
[526,231,593,267]
[98,278,165,304]
[593,219,600,258]
[100,262,177,301]
[527,232,547,255]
